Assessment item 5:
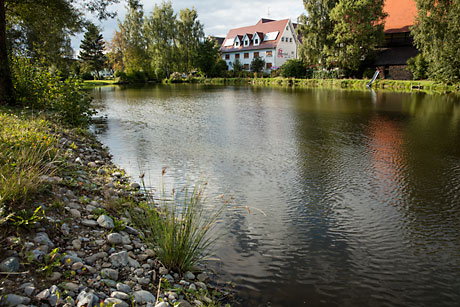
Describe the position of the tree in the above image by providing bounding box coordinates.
[407,54,428,80]
[79,23,106,79]
[195,37,220,77]
[0,0,121,105]
[297,0,338,67]
[411,0,460,82]
[144,1,177,78]
[176,8,204,73]
[250,56,265,73]
[326,0,386,72]
[116,0,148,73]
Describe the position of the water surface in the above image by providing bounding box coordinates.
[92,85,460,306]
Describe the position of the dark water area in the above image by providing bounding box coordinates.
[91,85,460,306]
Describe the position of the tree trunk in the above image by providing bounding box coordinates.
[0,0,14,105]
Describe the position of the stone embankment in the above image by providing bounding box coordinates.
[0,128,228,306]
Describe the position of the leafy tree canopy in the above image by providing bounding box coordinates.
[79,23,106,79]
[411,0,460,82]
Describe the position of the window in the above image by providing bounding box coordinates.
[290,38,293,43]
[244,40,249,46]
[244,53,249,59]
[225,54,230,60]
[244,64,249,70]
[255,38,259,45]
[254,52,259,58]
[266,63,272,69]
[266,51,272,57]
[286,26,289,31]
[235,41,239,47]
[235,53,240,59]
[281,37,284,42]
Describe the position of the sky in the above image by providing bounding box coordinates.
[71,0,306,55]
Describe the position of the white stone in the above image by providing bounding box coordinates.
[133,290,156,304]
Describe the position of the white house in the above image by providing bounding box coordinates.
[220,18,299,72]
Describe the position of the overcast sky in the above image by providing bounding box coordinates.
[71,0,306,55]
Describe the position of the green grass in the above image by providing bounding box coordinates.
[83,79,118,87]
[131,177,226,273]
[0,112,59,216]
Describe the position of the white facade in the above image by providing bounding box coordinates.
[221,19,299,72]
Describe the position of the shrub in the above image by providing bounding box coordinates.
[280,59,307,78]
[11,56,94,126]
[80,72,93,80]
[131,177,226,273]
[407,54,428,80]
[210,60,228,78]
[270,68,281,78]
[312,69,340,79]
[363,68,376,79]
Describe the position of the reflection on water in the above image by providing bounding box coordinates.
[92,85,460,306]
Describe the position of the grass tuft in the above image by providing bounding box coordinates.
[131,176,226,273]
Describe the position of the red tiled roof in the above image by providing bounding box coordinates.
[220,19,290,53]
[384,0,417,33]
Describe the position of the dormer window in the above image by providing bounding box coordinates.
[244,39,249,47]
[235,41,240,47]
[254,38,259,45]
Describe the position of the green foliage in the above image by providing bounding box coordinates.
[79,23,107,79]
[36,248,63,276]
[250,56,265,73]
[176,8,204,73]
[10,56,94,126]
[297,0,338,67]
[407,54,428,80]
[196,38,221,77]
[144,1,178,78]
[109,1,149,74]
[281,59,307,78]
[326,0,386,72]
[232,59,244,76]
[211,60,228,78]
[0,113,58,211]
[311,69,340,79]
[131,178,226,273]
[11,207,45,227]
[411,0,460,82]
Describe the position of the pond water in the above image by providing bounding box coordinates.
[91,85,460,307]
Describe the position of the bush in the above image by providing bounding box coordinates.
[11,56,94,126]
[131,178,226,273]
[80,72,93,80]
[270,68,281,78]
[312,69,340,79]
[281,59,307,78]
[407,54,428,80]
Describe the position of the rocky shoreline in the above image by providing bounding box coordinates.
[0,126,231,307]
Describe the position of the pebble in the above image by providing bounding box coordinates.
[133,290,156,304]
[176,299,193,307]
[184,271,195,281]
[101,268,119,281]
[70,209,81,218]
[0,256,20,273]
[76,291,98,307]
[1,294,30,306]
[34,232,54,247]
[97,168,107,175]
[112,172,122,178]
[104,298,129,307]
[110,291,130,300]
[72,239,82,250]
[49,272,62,281]
[97,215,114,229]
[197,273,209,282]
[130,182,141,189]
[81,219,98,227]
[35,289,50,300]
[116,283,131,294]
[109,251,129,267]
[63,282,80,292]
[155,302,168,307]
[107,233,123,245]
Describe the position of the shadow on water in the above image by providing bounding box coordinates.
[92,85,460,307]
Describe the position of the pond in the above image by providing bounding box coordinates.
[91,85,460,307]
